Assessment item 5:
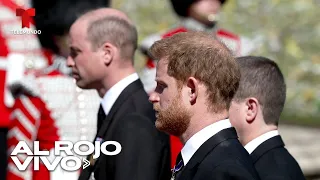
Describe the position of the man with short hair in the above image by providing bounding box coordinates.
[149,31,260,180]
[229,56,305,180]
[67,8,171,180]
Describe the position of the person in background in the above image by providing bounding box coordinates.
[229,56,305,180]
[149,31,260,180]
[0,0,52,178]
[0,0,57,179]
[6,0,110,180]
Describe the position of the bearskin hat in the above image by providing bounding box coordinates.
[170,0,227,17]
[31,0,111,54]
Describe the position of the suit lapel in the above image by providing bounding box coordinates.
[83,79,144,178]
[96,79,144,138]
[250,135,284,163]
[178,127,238,179]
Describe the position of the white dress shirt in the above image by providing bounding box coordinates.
[101,73,139,115]
[181,119,232,166]
[244,130,280,154]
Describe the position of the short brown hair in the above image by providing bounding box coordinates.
[149,31,240,112]
[86,16,138,61]
[233,56,286,126]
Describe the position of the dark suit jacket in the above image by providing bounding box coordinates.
[79,79,171,180]
[176,127,260,180]
[251,135,305,180]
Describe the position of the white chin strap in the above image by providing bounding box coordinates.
[208,14,220,22]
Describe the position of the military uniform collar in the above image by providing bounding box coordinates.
[179,18,218,33]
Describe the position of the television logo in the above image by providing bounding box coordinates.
[10,141,122,171]
[12,8,41,35]
[16,8,35,28]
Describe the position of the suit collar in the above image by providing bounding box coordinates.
[97,79,144,138]
[182,127,238,171]
[181,119,232,166]
[250,135,285,163]
[85,79,145,179]
[244,130,279,154]
[101,73,139,115]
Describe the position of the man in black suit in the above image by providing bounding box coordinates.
[67,8,171,180]
[229,56,305,180]
[148,31,260,180]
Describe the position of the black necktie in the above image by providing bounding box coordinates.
[171,153,184,180]
[97,104,107,131]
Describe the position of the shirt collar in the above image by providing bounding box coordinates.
[101,73,139,115]
[244,130,279,154]
[181,119,232,166]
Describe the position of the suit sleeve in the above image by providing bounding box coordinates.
[112,113,167,180]
[196,162,260,180]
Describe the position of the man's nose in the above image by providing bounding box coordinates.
[66,56,74,67]
[149,92,160,103]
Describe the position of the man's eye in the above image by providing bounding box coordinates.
[70,51,78,58]
[158,83,166,88]
[155,83,166,94]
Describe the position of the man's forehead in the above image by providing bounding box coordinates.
[156,59,168,68]
[155,60,168,78]
[70,19,88,37]
[69,22,88,46]
[68,37,85,52]
[68,35,80,47]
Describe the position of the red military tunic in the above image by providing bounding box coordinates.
[7,58,101,180]
[0,0,57,179]
[0,0,52,129]
[1,1,101,179]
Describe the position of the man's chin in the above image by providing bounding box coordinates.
[75,81,89,89]
[155,119,182,137]
[155,119,169,134]
[155,119,163,130]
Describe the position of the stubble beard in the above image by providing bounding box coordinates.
[154,95,192,137]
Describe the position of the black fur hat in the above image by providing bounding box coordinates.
[170,0,227,17]
[31,0,111,54]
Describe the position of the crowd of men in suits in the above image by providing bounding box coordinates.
[0,0,307,180]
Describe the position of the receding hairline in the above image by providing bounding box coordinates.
[70,8,134,44]
[76,8,133,27]
[72,8,138,61]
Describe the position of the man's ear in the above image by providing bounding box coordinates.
[101,42,115,66]
[245,97,259,123]
[186,77,199,105]
[245,97,260,123]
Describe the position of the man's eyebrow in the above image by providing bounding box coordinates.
[70,46,81,52]
[155,78,165,84]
